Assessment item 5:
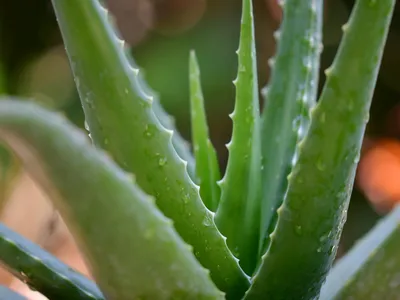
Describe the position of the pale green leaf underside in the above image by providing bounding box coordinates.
[215,0,262,276]
[189,50,221,212]
[247,0,395,298]
[0,99,223,300]
[320,205,400,299]
[51,0,249,297]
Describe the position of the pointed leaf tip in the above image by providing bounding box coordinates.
[215,0,262,275]
[189,50,221,211]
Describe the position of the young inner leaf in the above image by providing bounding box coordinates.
[189,51,221,211]
[215,0,262,275]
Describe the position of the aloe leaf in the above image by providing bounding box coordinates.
[152,96,197,182]
[0,222,104,300]
[214,0,262,275]
[51,0,250,296]
[130,59,196,181]
[259,0,323,253]
[0,99,224,299]
[320,205,400,299]
[246,0,395,298]
[189,51,221,211]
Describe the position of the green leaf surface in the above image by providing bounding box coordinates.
[320,205,400,300]
[0,222,104,300]
[189,51,221,211]
[214,0,262,275]
[259,0,323,254]
[246,0,395,298]
[0,99,223,300]
[131,58,197,181]
[152,96,197,182]
[51,1,249,297]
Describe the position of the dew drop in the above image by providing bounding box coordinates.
[144,229,154,239]
[294,225,302,236]
[182,193,190,204]
[292,116,302,130]
[316,247,322,253]
[363,112,370,123]
[319,231,331,243]
[233,247,240,258]
[158,157,167,167]
[317,158,325,171]
[203,216,213,227]
[353,152,360,164]
[144,124,156,138]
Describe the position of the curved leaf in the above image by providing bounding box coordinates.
[0,222,104,300]
[51,0,249,296]
[246,0,395,298]
[0,99,223,300]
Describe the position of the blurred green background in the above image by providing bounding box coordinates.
[1,0,400,258]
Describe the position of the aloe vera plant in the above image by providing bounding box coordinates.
[0,0,397,299]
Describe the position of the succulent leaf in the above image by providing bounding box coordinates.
[259,0,323,254]
[246,0,396,298]
[51,0,249,296]
[129,57,197,181]
[189,51,221,211]
[320,205,400,299]
[0,222,104,300]
[214,0,262,275]
[0,99,224,299]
